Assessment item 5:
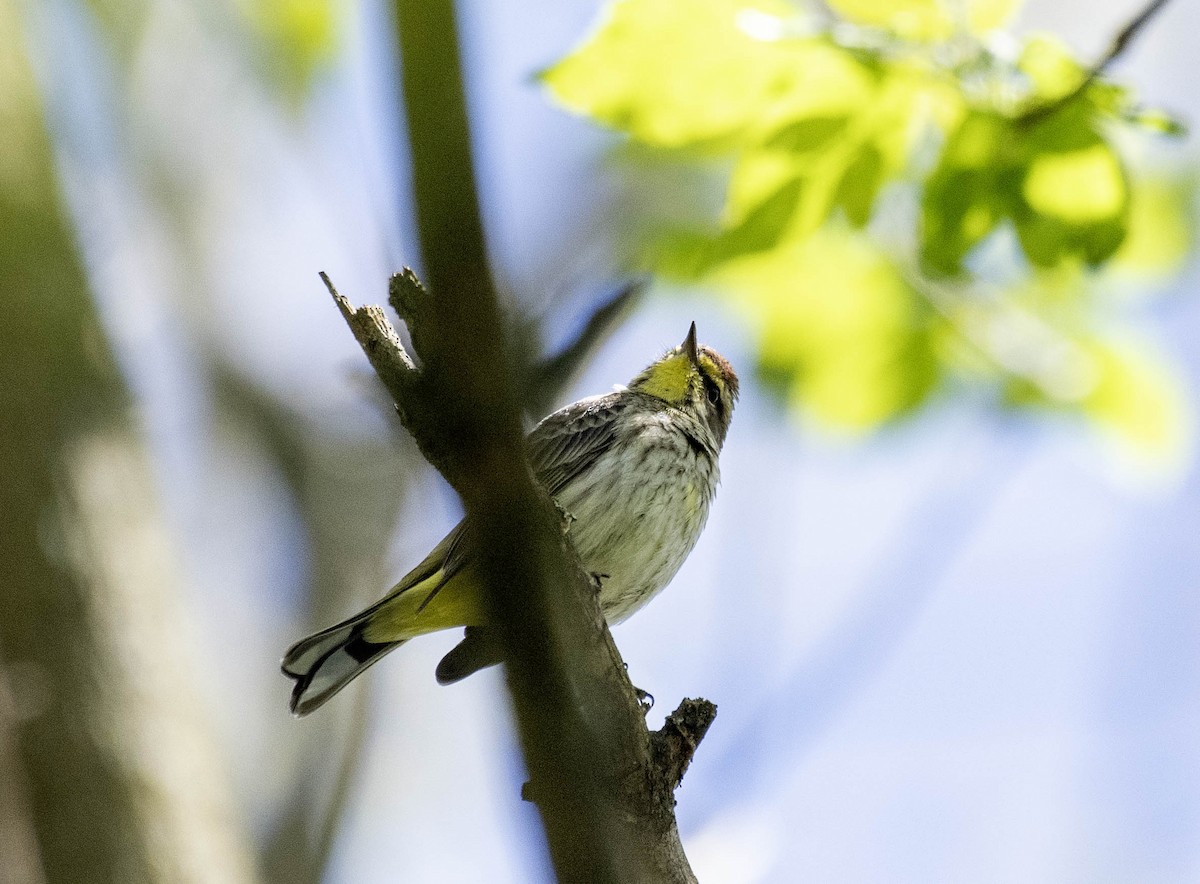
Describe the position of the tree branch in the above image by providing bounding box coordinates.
[324,269,714,880]
[652,698,719,792]
[526,278,646,417]
[301,5,724,879]
[1018,0,1172,125]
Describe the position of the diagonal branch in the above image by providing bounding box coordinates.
[322,264,715,880]
[323,271,417,387]
[1018,0,1172,125]
[526,278,646,417]
[306,3,724,880]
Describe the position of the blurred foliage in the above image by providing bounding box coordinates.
[0,2,227,879]
[232,0,340,102]
[78,0,338,105]
[543,0,1194,461]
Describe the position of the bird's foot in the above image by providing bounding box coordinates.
[620,662,654,713]
[634,687,655,714]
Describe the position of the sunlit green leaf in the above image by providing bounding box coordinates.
[920,112,1011,275]
[1017,34,1086,103]
[1022,145,1125,222]
[548,0,1190,456]
[1121,107,1187,137]
[1110,176,1196,277]
[1080,337,1188,462]
[923,103,1130,273]
[542,0,808,150]
[1017,108,1129,267]
[764,115,850,153]
[826,0,1021,40]
[834,144,884,226]
[685,177,807,272]
[717,229,940,429]
[936,283,1189,463]
[1018,34,1186,138]
[676,56,936,265]
[996,323,1189,462]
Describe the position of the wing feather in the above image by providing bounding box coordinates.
[526,392,624,495]
[390,392,625,611]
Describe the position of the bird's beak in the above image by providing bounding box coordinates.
[683,321,700,369]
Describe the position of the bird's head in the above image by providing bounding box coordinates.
[628,322,739,447]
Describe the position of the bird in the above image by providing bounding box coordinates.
[282,322,738,716]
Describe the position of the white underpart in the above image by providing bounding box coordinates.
[554,409,719,624]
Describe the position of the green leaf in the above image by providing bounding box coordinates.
[922,104,1130,274]
[542,0,807,150]
[1121,107,1188,137]
[546,0,1189,456]
[1109,175,1196,277]
[826,0,1022,40]
[1021,144,1125,223]
[1080,337,1187,462]
[1015,108,1129,267]
[705,57,930,258]
[920,112,1012,275]
[1017,34,1086,104]
[542,1,893,152]
[836,143,885,227]
[713,177,806,261]
[937,283,1189,464]
[764,115,850,153]
[718,229,941,429]
[1017,34,1186,138]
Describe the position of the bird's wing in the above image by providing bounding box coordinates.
[526,392,625,496]
[357,519,471,608]
[381,393,624,610]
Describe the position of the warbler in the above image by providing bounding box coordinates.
[282,323,737,715]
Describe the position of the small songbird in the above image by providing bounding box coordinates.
[282,323,738,715]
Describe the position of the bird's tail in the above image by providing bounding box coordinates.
[282,616,402,716]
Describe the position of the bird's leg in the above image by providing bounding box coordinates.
[589,572,610,598]
[621,662,654,714]
[634,687,655,714]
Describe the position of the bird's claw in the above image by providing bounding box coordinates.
[634,687,654,714]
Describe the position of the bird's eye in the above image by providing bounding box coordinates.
[701,373,721,406]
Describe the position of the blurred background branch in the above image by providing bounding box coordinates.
[524,277,645,417]
[1019,0,1173,124]
[389,0,697,869]
[0,4,255,880]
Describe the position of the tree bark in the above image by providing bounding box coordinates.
[325,265,718,880]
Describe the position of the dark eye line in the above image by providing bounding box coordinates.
[699,371,722,408]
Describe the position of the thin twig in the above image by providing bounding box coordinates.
[527,278,646,416]
[1018,0,1172,125]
